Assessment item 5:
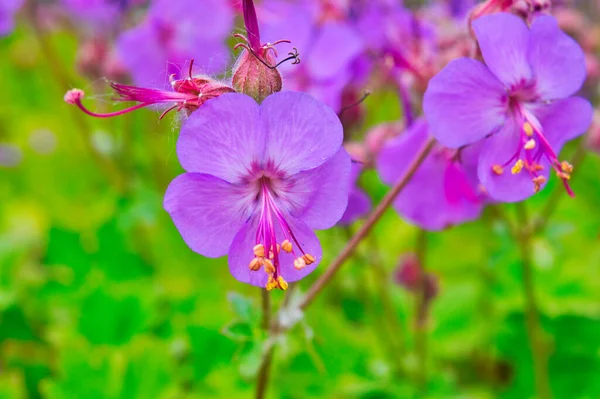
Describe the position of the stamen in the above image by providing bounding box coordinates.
[253,244,265,257]
[64,88,151,118]
[524,139,536,150]
[249,257,263,271]
[511,159,524,174]
[561,161,573,173]
[303,254,316,265]
[281,240,293,253]
[523,121,534,137]
[492,164,504,175]
[277,276,288,290]
[294,257,306,270]
[263,259,275,274]
[533,176,547,192]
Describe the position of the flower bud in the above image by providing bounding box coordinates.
[232,49,282,103]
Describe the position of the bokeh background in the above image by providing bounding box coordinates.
[1,1,600,398]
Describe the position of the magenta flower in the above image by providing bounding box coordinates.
[164,92,351,290]
[259,0,364,112]
[116,0,233,88]
[424,13,593,202]
[338,162,371,226]
[64,61,234,120]
[377,119,484,231]
[0,0,24,36]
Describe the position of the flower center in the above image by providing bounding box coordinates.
[491,111,574,196]
[247,175,315,291]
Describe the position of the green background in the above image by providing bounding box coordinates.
[1,12,600,399]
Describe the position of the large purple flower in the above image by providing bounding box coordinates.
[164,92,351,290]
[377,119,484,231]
[116,0,233,88]
[259,0,364,112]
[424,13,593,202]
[0,0,24,36]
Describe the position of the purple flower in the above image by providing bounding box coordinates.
[338,162,371,225]
[377,119,484,231]
[164,92,351,290]
[116,0,233,88]
[64,62,234,120]
[0,0,24,36]
[61,0,124,32]
[259,0,364,112]
[424,13,593,202]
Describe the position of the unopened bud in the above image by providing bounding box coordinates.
[232,49,282,103]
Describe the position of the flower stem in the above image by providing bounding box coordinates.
[255,343,275,399]
[515,203,552,399]
[414,229,428,389]
[261,288,271,330]
[299,137,436,310]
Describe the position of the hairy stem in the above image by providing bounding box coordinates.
[299,137,436,310]
[515,203,552,399]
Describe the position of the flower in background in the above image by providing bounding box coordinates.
[0,0,24,37]
[377,119,484,231]
[64,61,235,120]
[259,0,364,112]
[116,0,233,88]
[338,162,371,226]
[61,0,126,33]
[164,92,351,290]
[424,13,593,202]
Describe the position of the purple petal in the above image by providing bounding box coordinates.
[528,16,586,100]
[164,173,253,258]
[477,118,546,202]
[261,91,343,175]
[473,13,532,89]
[377,119,430,183]
[530,97,593,149]
[177,93,263,183]
[0,0,23,36]
[306,22,364,81]
[227,215,322,287]
[338,188,371,225]
[378,119,482,230]
[282,148,352,230]
[423,58,508,148]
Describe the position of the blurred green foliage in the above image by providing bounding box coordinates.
[1,16,600,399]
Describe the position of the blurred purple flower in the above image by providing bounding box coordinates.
[338,162,371,225]
[424,13,593,202]
[259,0,364,112]
[377,119,484,231]
[164,92,351,290]
[0,0,24,36]
[116,0,233,88]
[61,0,124,32]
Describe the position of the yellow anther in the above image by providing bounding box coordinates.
[524,139,536,150]
[277,276,288,290]
[265,276,278,291]
[302,253,316,265]
[492,164,504,175]
[281,239,293,253]
[293,257,306,270]
[511,159,524,174]
[523,121,534,137]
[532,176,547,193]
[556,171,571,180]
[561,161,573,173]
[248,257,262,271]
[263,259,275,274]
[253,244,265,258]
